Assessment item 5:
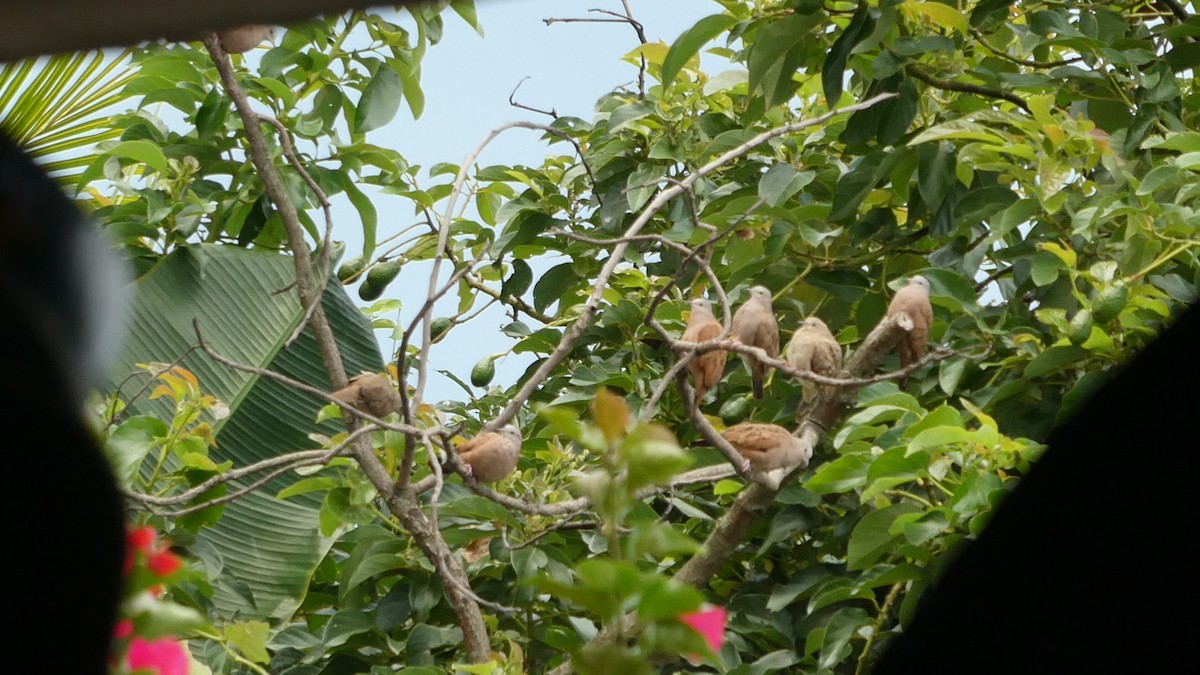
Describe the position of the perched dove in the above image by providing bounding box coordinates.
[681,298,727,413]
[786,317,842,408]
[453,425,522,484]
[885,276,933,388]
[721,422,812,472]
[731,286,779,399]
[331,372,400,418]
[216,25,275,54]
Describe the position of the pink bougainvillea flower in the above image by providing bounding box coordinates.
[126,526,157,553]
[147,548,182,577]
[679,605,727,653]
[113,619,134,640]
[127,637,188,675]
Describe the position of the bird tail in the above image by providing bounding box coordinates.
[752,374,764,400]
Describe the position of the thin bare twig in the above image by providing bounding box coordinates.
[509,77,557,119]
[125,433,362,507]
[397,120,603,445]
[968,26,1082,69]
[464,274,556,325]
[905,64,1031,113]
[410,460,737,518]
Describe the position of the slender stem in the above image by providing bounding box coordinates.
[854,582,905,675]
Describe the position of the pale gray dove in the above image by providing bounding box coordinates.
[731,285,779,399]
[786,316,842,408]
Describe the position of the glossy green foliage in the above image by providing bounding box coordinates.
[70,1,1200,673]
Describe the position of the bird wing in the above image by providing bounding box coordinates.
[723,423,793,469]
[331,379,363,405]
[786,329,816,370]
[454,431,494,457]
[723,423,787,452]
[811,338,842,376]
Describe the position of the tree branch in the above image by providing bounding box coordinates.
[905,64,1031,113]
[205,35,492,661]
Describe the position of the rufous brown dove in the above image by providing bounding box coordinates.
[453,425,522,484]
[885,276,933,388]
[721,422,812,472]
[731,285,779,399]
[216,25,275,54]
[681,298,727,414]
[331,372,400,418]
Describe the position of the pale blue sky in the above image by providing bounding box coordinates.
[352,0,723,402]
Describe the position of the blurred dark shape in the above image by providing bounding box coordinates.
[0,130,127,674]
[872,301,1199,674]
[0,1,428,60]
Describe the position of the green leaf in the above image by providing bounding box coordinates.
[622,424,691,491]
[104,416,167,488]
[607,100,654,131]
[805,454,871,494]
[823,5,874,106]
[918,141,958,209]
[748,14,818,108]
[846,503,921,571]
[133,599,211,639]
[572,644,653,675]
[194,88,229,139]
[224,621,271,664]
[108,139,169,174]
[533,262,578,314]
[938,357,967,395]
[636,577,703,621]
[276,476,339,501]
[451,0,484,36]
[758,163,813,206]
[342,177,378,260]
[767,567,833,611]
[340,536,407,600]
[660,14,737,86]
[354,66,404,134]
[1024,346,1088,378]
[905,2,968,34]
[819,607,870,669]
[630,521,701,558]
[906,425,978,453]
[861,448,930,500]
[322,609,376,649]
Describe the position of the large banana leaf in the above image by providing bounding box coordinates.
[106,244,382,619]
